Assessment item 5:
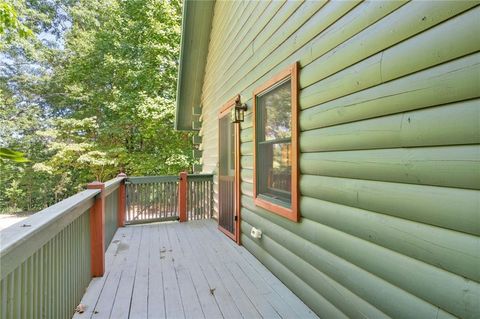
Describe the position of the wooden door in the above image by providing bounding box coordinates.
[218,106,239,242]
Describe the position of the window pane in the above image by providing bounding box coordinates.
[219,115,234,176]
[258,142,291,200]
[256,79,292,206]
[258,80,291,141]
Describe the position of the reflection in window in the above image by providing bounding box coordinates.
[256,79,292,206]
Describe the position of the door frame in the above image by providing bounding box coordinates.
[217,95,241,244]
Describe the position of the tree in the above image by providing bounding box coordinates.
[0,0,32,163]
[47,0,193,176]
[0,0,32,41]
[0,0,194,213]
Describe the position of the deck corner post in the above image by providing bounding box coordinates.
[178,171,188,222]
[87,181,106,277]
[117,173,127,227]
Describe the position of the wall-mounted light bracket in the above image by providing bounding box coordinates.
[231,96,248,123]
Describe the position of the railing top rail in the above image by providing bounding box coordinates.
[187,174,214,180]
[0,188,100,279]
[104,176,126,196]
[126,175,179,184]
[126,174,214,185]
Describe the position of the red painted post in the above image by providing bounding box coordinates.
[117,173,127,227]
[178,171,188,222]
[87,181,105,277]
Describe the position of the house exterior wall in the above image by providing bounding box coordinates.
[198,1,480,317]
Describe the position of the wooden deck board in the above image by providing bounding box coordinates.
[180,223,243,319]
[146,224,166,319]
[166,225,204,319]
[129,225,150,319]
[172,222,224,319]
[74,220,318,319]
[200,221,319,319]
[159,224,184,319]
[109,226,143,319]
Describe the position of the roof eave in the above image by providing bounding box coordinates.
[175,0,214,131]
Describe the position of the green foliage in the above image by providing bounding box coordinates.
[0,1,33,42]
[4,180,24,210]
[0,0,194,213]
[0,148,29,162]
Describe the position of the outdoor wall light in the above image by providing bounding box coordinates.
[231,96,248,123]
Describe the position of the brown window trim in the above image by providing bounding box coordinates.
[252,62,299,222]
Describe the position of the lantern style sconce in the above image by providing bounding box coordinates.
[231,96,247,123]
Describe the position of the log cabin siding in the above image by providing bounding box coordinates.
[197,1,480,318]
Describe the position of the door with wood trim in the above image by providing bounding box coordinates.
[218,103,240,242]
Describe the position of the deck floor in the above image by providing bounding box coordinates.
[73,219,318,319]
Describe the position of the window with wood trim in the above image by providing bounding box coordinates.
[253,63,299,222]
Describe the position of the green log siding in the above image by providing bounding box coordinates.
[195,1,480,318]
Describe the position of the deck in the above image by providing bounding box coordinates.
[73,219,318,319]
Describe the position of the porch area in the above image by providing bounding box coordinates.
[73,219,317,319]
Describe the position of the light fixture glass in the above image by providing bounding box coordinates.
[231,97,247,123]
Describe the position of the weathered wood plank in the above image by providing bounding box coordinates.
[157,223,185,319]
[181,224,243,319]
[76,221,318,319]
[166,225,205,319]
[199,220,318,319]
[108,226,143,319]
[73,227,131,318]
[146,224,166,319]
[190,225,262,319]
[129,225,151,319]
[171,224,224,319]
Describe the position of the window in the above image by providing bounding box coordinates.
[253,63,298,222]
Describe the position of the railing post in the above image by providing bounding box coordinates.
[178,171,187,222]
[87,181,105,277]
[117,173,127,227]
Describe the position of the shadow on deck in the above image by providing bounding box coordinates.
[74,220,318,319]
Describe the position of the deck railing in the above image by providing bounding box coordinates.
[0,175,126,319]
[187,174,214,221]
[125,173,213,224]
[0,172,212,318]
[126,176,179,223]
